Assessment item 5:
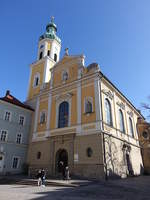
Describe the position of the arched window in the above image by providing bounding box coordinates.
[105,98,112,126]
[47,50,50,56]
[119,109,125,133]
[39,51,43,60]
[129,117,134,137]
[58,101,69,128]
[33,73,40,87]
[54,53,57,62]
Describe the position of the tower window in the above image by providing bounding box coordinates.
[33,73,40,88]
[39,52,43,60]
[54,53,57,62]
[47,50,50,56]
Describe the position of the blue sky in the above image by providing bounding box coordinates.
[0,0,150,119]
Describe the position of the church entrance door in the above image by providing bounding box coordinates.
[55,149,68,174]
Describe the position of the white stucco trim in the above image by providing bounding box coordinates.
[46,93,52,131]
[94,77,102,130]
[33,97,40,132]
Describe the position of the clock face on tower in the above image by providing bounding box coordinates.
[40,44,44,49]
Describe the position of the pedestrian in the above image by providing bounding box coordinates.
[37,169,42,186]
[41,168,46,187]
[59,161,65,180]
[65,166,70,180]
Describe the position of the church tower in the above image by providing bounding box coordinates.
[27,17,61,100]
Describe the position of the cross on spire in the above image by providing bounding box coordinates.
[51,16,54,23]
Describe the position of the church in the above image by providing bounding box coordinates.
[26,17,143,179]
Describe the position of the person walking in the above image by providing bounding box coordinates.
[37,169,42,186]
[65,166,70,180]
[41,169,46,187]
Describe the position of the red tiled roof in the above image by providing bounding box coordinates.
[0,91,34,111]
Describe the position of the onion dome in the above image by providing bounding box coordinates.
[39,17,61,44]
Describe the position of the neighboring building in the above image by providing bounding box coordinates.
[137,117,150,174]
[0,91,33,175]
[26,18,144,179]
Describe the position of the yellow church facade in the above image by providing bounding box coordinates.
[26,18,143,179]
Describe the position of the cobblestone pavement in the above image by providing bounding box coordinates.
[0,176,150,200]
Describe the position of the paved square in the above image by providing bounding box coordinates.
[0,176,150,200]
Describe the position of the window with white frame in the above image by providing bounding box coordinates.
[16,133,22,144]
[33,73,40,88]
[119,109,125,133]
[39,111,46,124]
[129,117,134,137]
[85,97,93,114]
[12,157,19,169]
[19,115,25,126]
[105,98,113,126]
[0,130,8,142]
[4,111,11,121]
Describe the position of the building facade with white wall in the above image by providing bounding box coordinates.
[0,91,33,175]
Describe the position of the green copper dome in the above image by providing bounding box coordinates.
[39,17,61,44]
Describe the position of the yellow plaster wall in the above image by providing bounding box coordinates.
[81,84,96,124]
[53,64,78,87]
[50,97,56,129]
[71,90,77,126]
[37,99,48,132]
[28,62,44,99]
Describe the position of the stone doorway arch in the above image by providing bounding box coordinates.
[55,149,68,174]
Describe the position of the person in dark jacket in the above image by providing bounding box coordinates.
[41,169,46,187]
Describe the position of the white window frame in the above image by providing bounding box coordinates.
[16,133,22,144]
[84,97,93,114]
[19,115,25,126]
[4,110,12,122]
[12,156,20,169]
[33,73,40,88]
[0,130,8,142]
